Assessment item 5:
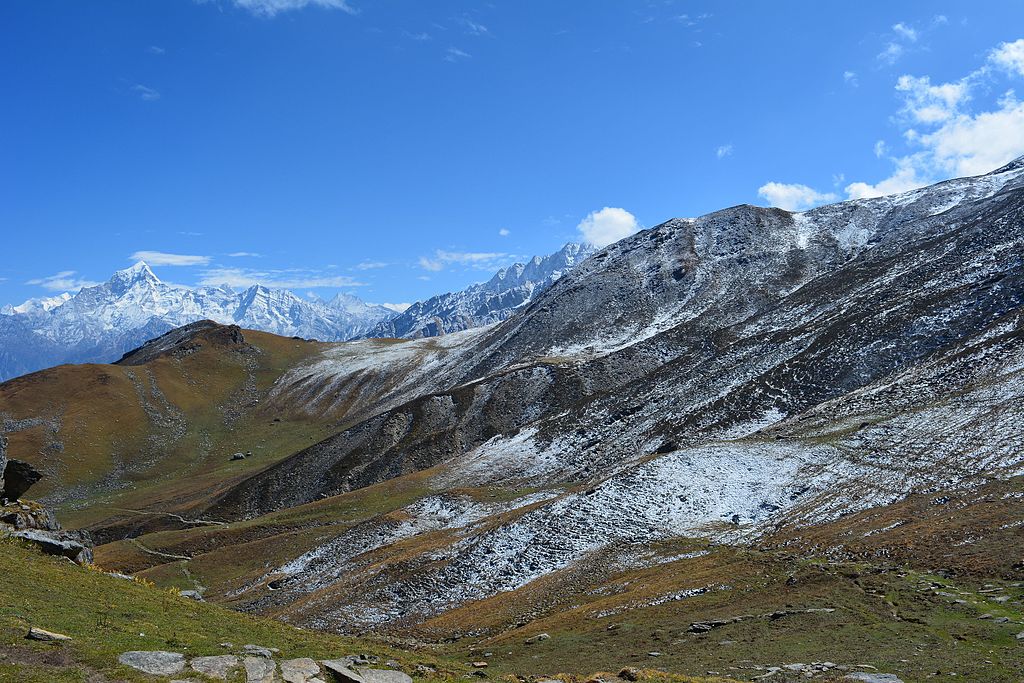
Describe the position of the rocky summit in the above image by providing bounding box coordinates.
[3,159,1024,682]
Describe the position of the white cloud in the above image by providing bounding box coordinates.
[228,251,261,258]
[576,207,640,247]
[132,84,160,101]
[355,260,388,270]
[845,156,927,199]
[843,70,858,87]
[498,228,510,236]
[990,38,1024,77]
[404,31,431,41]
[197,267,364,289]
[896,74,970,124]
[380,302,411,313]
[27,271,100,292]
[148,45,165,55]
[757,182,837,211]
[877,42,904,65]
[892,22,918,42]
[716,143,733,159]
[223,0,357,17]
[444,47,471,62]
[873,140,887,158]
[846,39,1024,199]
[130,251,210,266]
[419,250,508,272]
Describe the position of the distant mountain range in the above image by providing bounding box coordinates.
[366,242,595,338]
[0,245,595,381]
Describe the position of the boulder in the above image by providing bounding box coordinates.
[282,657,324,683]
[11,529,93,565]
[231,452,247,461]
[0,434,7,496]
[179,590,204,601]
[322,660,366,683]
[191,655,239,679]
[845,674,905,683]
[118,651,187,676]
[244,656,277,683]
[244,644,278,658]
[525,632,550,644]
[26,627,71,642]
[1,501,60,531]
[360,670,413,683]
[1,459,42,502]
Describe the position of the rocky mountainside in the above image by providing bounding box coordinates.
[366,242,596,338]
[0,262,397,381]
[4,159,1024,681]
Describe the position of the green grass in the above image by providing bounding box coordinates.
[0,537,461,683]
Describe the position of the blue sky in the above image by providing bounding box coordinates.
[2,1,1023,308]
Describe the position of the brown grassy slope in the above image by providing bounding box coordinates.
[0,325,336,529]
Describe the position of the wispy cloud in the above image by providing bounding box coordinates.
[355,260,388,270]
[418,250,509,272]
[132,84,160,101]
[403,30,431,41]
[716,143,733,159]
[27,271,100,292]
[892,22,918,42]
[444,47,471,62]
[757,182,837,211]
[843,70,858,87]
[130,251,210,266]
[228,251,261,258]
[458,16,489,36]
[211,0,358,18]
[197,267,364,289]
[148,45,165,55]
[498,228,510,237]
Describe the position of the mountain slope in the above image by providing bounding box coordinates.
[5,160,1024,680]
[0,262,397,381]
[367,243,595,338]
[107,158,1024,638]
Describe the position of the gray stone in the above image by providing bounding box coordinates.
[244,644,277,658]
[322,661,365,683]
[179,590,205,601]
[360,670,413,683]
[118,651,187,676]
[11,529,92,565]
[524,632,550,644]
[26,627,71,642]
[244,656,277,683]
[845,674,906,683]
[191,655,239,679]
[282,658,323,683]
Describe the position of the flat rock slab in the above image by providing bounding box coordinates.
[282,657,323,683]
[191,654,239,679]
[244,656,277,683]
[323,660,365,683]
[119,651,187,676]
[26,627,71,642]
[845,674,906,683]
[360,669,413,683]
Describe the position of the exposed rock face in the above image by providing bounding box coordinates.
[1,459,42,502]
[0,433,6,496]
